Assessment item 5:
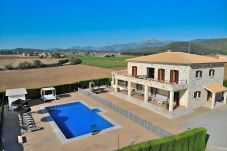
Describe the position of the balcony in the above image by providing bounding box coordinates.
[112,70,188,91]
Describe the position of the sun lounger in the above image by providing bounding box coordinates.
[27,126,43,132]
[18,113,43,133]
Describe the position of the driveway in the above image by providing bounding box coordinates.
[183,106,227,150]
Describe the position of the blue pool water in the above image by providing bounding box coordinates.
[46,102,114,139]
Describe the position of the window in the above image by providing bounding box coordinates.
[147,68,155,79]
[170,70,179,84]
[195,70,202,78]
[209,69,215,76]
[132,66,137,77]
[158,69,165,81]
[194,91,201,98]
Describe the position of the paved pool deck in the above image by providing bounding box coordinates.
[20,92,159,151]
[4,88,226,151]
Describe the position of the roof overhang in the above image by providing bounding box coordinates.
[204,83,227,93]
[127,60,225,66]
[41,87,56,91]
[6,88,27,97]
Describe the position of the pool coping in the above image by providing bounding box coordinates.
[40,100,121,144]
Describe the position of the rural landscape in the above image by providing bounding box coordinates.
[1,0,227,151]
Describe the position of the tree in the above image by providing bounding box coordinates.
[33,59,42,67]
[53,53,61,58]
[68,56,82,65]
[4,64,14,70]
[58,59,69,65]
[18,61,33,69]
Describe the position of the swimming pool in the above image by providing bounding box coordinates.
[45,101,114,139]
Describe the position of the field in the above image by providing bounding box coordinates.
[0,55,60,68]
[0,64,113,91]
[79,55,136,68]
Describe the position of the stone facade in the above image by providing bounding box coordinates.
[128,62,190,83]
[112,61,225,110]
[187,63,224,108]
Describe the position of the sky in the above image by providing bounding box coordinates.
[0,0,227,49]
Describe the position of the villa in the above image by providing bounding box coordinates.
[112,52,227,112]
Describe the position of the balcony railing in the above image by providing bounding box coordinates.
[113,70,188,85]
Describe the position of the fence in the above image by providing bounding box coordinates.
[78,88,171,137]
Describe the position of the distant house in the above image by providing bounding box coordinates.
[22,53,27,56]
[38,52,50,58]
[112,52,227,112]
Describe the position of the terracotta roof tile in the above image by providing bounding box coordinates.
[204,83,227,93]
[127,52,225,64]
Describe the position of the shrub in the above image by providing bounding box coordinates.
[68,56,82,65]
[18,61,33,69]
[58,59,69,65]
[118,127,207,151]
[33,59,42,68]
[25,78,111,98]
[53,53,61,58]
[224,80,227,87]
[4,64,14,70]
[27,88,40,99]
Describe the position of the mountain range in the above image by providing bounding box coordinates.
[69,38,172,51]
[122,38,227,55]
[1,38,227,55]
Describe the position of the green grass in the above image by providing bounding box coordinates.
[79,55,136,68]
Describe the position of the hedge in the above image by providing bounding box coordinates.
[223,80,227,87]
[117,127,207,151]
[24,78,111,99]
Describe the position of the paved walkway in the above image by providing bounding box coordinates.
[111,92,193,118]
[2,111,23,151]
[22,92,156,151]
[182,106,227,150]
[79,89,171,137]
[98,91,185,134]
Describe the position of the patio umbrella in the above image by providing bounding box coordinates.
[13,105,31,114]
[11,99,28,106]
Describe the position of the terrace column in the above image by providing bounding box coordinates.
[169,91,174,112]
[115,78,118,92]
[224,91,227,104]
[144,85,148,103]
[128,81,131,96]
[211,92,216,109]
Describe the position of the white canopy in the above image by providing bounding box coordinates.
[41,87,55,91]
[6,88,27,97]
[40,87,56,102]
[6,88,27,111]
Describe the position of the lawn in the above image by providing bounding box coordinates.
[79,55,136,68]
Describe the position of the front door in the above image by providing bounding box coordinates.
[174,92,180,106]
[207,91,212,101]
[132,66,137,77]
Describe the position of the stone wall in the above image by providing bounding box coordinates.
[128,62,190,83]
[113,62,225,109]
[187,63,225,108]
